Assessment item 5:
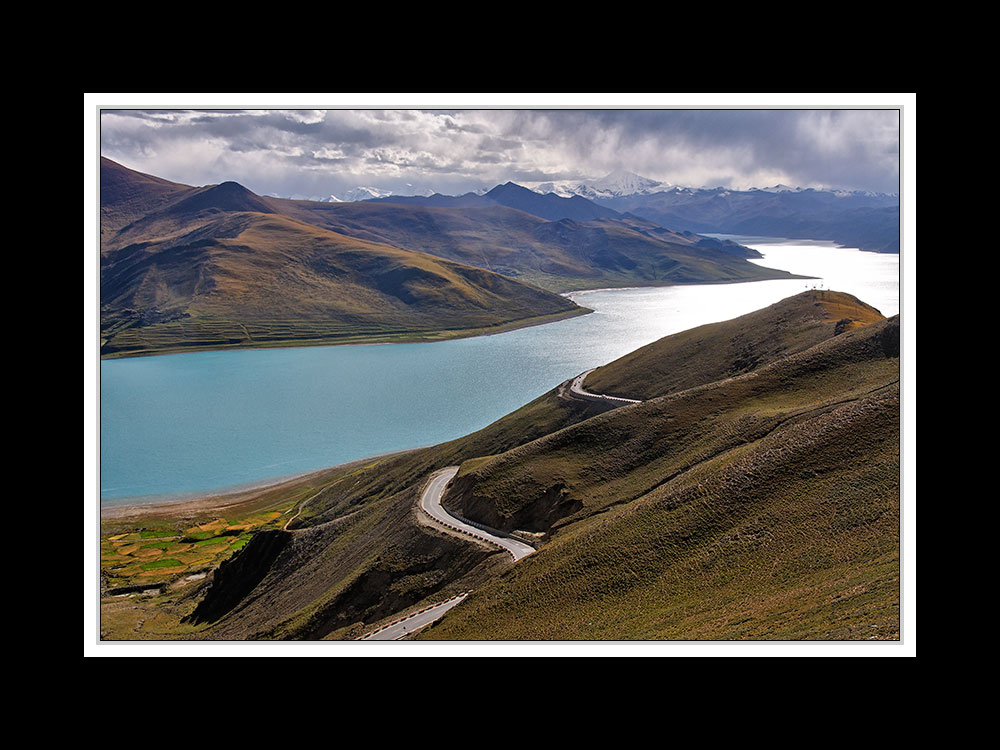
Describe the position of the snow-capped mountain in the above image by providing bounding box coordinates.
[528,170,672,200]
[323,185,438,203]
[753,184,805,193]
[751,184,898,199]
[324,186,395,203]
[829,188,899,199]
[584,170,673,198]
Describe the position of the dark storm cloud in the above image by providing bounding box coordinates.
[99,107,900,199]
[495,108,899,192]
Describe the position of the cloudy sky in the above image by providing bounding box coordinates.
[98,101,901,199]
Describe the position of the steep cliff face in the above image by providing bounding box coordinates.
[187,481,509,641]
[184,529,292,625]
[444,466,584,534]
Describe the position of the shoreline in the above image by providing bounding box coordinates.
[99,264,807,362]
[562,273,815,299]
[97,304,602,515]
[99,306,593,361]
[705,232,899,255]
[97,268,818,517]
[99,448,420,521]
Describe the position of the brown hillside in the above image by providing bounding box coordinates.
[444,309,897,535]
[100,157,192,239]
[585,290,885,401]
[271,197,804,292]
[424,314,900,640]
[99,159,585,357]
[100,293,901,641]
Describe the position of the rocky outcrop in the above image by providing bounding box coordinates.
[184,529,291,624]
[444,470,583,534]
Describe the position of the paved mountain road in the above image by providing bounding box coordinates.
[360,593,470,641]
[420,467,535,561]
[359,374,641,640]
[569,369,642,405]
[359,466,533,640]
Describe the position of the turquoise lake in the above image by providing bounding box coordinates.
[99,237,901,505]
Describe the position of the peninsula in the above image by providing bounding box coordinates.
[100,158,803,358]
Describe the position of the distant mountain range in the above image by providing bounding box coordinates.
[357,181,621,223]
[593,181,900,254]
[327,170,900,254]
[527,169,674,200]
[100,159,800,358]
[325,186,395,202]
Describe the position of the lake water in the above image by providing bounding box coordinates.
[99,237,900,505]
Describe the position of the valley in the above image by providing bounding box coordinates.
[89,102,910,654]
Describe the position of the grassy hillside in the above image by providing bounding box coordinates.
[273,197,803,293]
[99,291,900,641]
[441,297,894,531]
[99,161,585,358]
[585,290,886,401]
[425,381,898,640]
[99,456,510,640]
[424,308,899,639]
[99,368,615,640]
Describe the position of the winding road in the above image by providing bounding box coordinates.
[419,467,535,561]
[569,369,642,405]
[360,593,470,640]
[359,466,533,640]
[359,372,641,640]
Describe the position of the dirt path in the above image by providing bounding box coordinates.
[283,488,326,531]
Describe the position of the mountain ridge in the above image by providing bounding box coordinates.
[328,170,899,253]
[98,158,816,359]
[175,163,804,293]
[99,159,587,358]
